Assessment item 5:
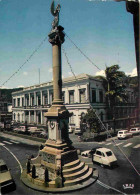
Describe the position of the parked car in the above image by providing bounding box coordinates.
[117,130,133,139]
[68,126,74,133]
[92,147,117,167]
[75,128,82,135]
[68,125,75,133]
[13,126,28,133]
[13,127,20,133]
[0,159,15,190]
[28,126,38,133]
[39,131,48,138]
[30,129,44,137]
[81,150,92,157]
[130,127,140,135]
[81,147,102,158]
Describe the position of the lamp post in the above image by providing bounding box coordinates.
[113,117,116,134]
[128,115,130,130]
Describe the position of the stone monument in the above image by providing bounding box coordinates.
[21,1,98,192]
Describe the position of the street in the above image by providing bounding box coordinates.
[0,133,140,194]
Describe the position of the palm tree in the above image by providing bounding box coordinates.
[95,65,128,119]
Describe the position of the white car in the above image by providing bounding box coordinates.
[28,127,38,133]
[68,126,75,133]
[92,147,117,167]
[81,150,91,158]
[39,131,48,138]
[130,127,140,135]
[0,159,15,190]
[117,130,133,139]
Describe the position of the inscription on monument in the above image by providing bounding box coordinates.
[42,152,55,164]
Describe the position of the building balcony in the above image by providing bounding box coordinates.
[12,104,51,110]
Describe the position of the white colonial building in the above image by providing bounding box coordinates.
[12,74,107,128]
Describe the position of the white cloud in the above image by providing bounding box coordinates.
[68,72,72,76]
[48,68,52,73]
[95,70,105,77]
[23,72,28,76]
[17,85,24,88]
[0,86,8,89]
[126,68,137,77]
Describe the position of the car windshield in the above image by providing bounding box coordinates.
[106,151,112,156]
[119,132,123,134]
[0,165,8,173]
[131,129,136,131]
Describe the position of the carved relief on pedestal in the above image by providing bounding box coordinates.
[42,152,55,164]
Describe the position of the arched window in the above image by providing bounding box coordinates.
[18,113,20,122]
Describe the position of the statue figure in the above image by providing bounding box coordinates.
[51,1,61,30]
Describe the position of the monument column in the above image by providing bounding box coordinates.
[21,2,97,191]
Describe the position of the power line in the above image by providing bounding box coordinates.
[64,32,101,71]
[62,46,77,81]
[1,35,48,87]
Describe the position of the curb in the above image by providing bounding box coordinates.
[0,132,44,146]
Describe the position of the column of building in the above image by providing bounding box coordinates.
[65,88,69,104]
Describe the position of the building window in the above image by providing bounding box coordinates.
[31,96,34,106]
[25,96,29,106]
[14,113,16,120]
[50,92,53,105]
[22,113,24,122]
[62,92,65,103]
[92,89,96,103]
[79,89,86,103]
[69,91,74,104]
[22,98,24,107]
[69,114,74,124]
[18,113,20,122]
[13,99,16,107]
[4,103,7,111]
[38,96,41,106]
[17,98,20,107]
[44,95,48,105]
[99,90,103,103]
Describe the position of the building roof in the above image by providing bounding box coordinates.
[12,73,102,95]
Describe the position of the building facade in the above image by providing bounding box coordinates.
[12,74,137,129]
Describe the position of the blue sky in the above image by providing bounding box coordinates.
[0,0,137,88]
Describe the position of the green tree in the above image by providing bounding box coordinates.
[82,108,102,134]
[96,65,128,119]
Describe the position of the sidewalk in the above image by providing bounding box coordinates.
[0,132,43,146]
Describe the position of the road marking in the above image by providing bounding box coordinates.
[0,143,5,146]
[97,180,126,195]
[115,142,123,146]
[2,145,23,173]
[98,142,105,145]
[10,140,19,144]
[3,141,13,145]
[97,180,110,189]
[133,144,140,149]
[123,143,132,147]
[105,142,112,145]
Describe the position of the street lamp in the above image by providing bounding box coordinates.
[128,115,130,130]
[113,117,116,134]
